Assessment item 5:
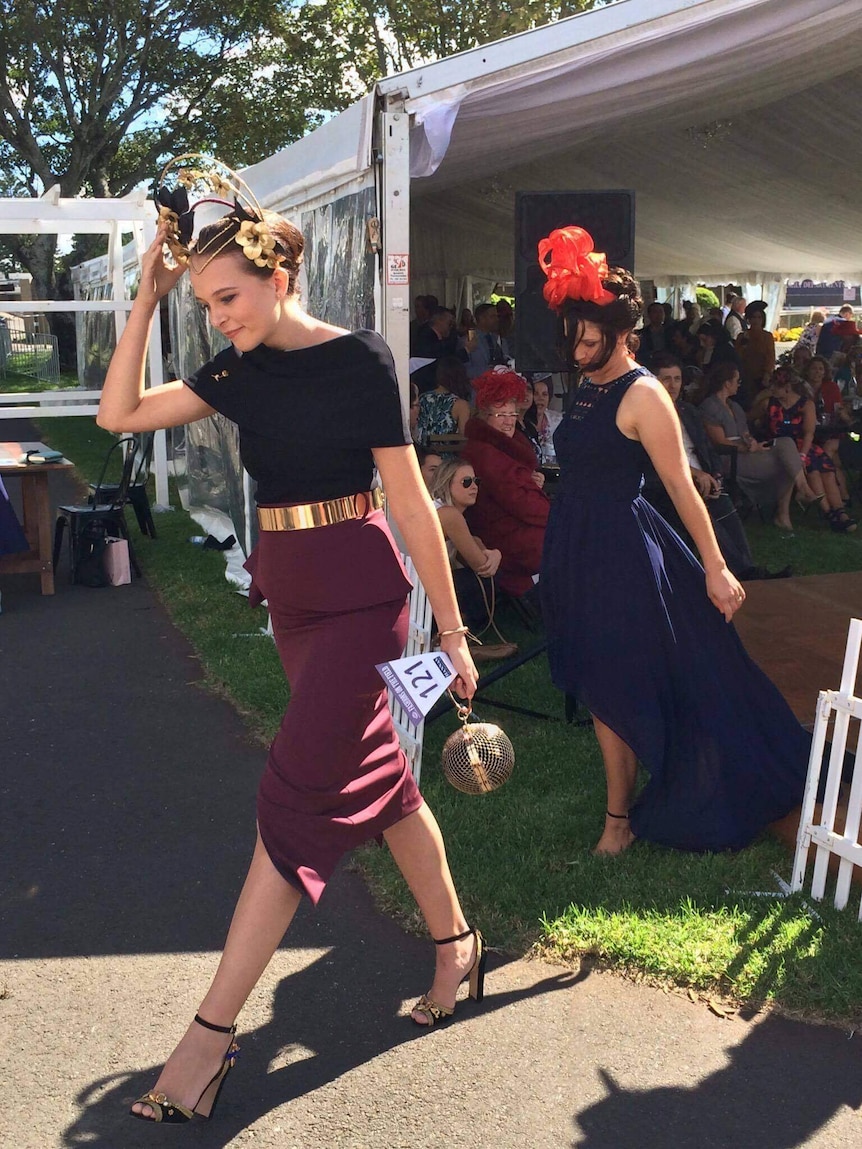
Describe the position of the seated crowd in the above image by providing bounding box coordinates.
[633,293,861,534]
[408,292,862,640]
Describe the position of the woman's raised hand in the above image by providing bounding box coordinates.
[706,565,745,623]
[136,224,187,308]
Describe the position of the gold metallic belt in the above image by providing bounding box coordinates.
[257,488,384,531]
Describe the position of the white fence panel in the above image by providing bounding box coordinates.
[389,554,433,785]
[791,618,862,918]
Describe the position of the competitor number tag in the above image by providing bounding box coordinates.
[376,651,455,725]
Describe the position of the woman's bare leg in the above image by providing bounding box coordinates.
[592,715,637,855]
[132,831,301,1118]
[774,483,795,530]
[384,804,475,1024]
[823,440,849,500]
[792,468,818,501]
[836,464,850,503]
[821,469,847,512]
[806,470,825,500]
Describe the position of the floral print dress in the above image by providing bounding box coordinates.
[766,396,834,474]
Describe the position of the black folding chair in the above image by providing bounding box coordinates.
[714,442,740,503]
[427,433,467,456]
[53,437,141,582]
[89,431,156,538]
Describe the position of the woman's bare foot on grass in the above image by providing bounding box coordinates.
[593,813,635,856]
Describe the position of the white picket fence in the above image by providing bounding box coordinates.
[389,555,434,785]
[791,618,862,917]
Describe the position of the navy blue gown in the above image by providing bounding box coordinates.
[0,476,28,557]
[540,367,810,851]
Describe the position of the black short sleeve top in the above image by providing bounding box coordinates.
[184,329,410,504]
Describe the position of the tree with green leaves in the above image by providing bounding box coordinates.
[0,0,604,353]
[0,1,319,310]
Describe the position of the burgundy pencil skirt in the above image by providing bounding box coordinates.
[244,508,423,904]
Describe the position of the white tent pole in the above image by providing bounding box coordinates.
[108,219,127,346]
[138,214,170,507]
[379,104,412,409]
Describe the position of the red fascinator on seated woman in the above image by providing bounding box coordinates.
[473,366,527,411]
[538,226,615,310]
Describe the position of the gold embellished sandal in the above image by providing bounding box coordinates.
[411,927,486,1027]
[130,1014,239,1124]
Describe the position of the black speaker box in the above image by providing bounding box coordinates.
[514,190,635,372]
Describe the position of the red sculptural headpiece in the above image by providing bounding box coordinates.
[537,225,615,311]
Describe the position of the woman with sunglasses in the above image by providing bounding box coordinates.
[428,459,501,631]
[460,367,550,598]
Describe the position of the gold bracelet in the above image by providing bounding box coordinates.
[437,625,482,646]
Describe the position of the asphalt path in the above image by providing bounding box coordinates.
[1,434,860,1148]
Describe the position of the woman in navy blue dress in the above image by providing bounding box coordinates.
[538,227,809,855]
[0,476,28,559]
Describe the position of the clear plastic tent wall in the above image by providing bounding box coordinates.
[169,185,377,559]
[166,279,247,549]
[302,186,377,330]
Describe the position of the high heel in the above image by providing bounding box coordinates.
[411,927,487,1027]
[795,492,824,513]
[826,508,858,533]
[130,1014,239,1124]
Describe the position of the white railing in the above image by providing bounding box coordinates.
[389,554,433,785]
[0,388,102,417]
[791,618,862,918]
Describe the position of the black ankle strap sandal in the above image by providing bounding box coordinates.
[411,928,487,1027]
[129,1014,239,1124]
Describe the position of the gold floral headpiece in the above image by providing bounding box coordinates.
[154,153,285,272]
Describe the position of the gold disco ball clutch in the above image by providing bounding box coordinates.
[441,699,515,795]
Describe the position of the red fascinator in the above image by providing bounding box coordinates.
[538,226,615,310]
[473,366,527,410]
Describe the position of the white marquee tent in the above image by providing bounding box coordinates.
[242,0,862,368]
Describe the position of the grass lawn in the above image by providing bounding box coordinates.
[38,417,862,1024]
[1,369,79,392]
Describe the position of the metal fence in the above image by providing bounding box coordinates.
[0,316,61,385]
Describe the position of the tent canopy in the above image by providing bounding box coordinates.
[246,0,862,285]
[242,96,376,216]
[388,0,862,282]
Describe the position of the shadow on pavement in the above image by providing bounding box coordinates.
[61,949,585,1146]
[572,1013,862,1148]
[1,438,583,1144]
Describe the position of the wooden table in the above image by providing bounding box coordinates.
[0,440,74,594]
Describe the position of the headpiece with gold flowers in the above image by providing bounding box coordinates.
[153,153,285,272]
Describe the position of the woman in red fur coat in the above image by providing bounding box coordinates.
[461,368,550,596]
